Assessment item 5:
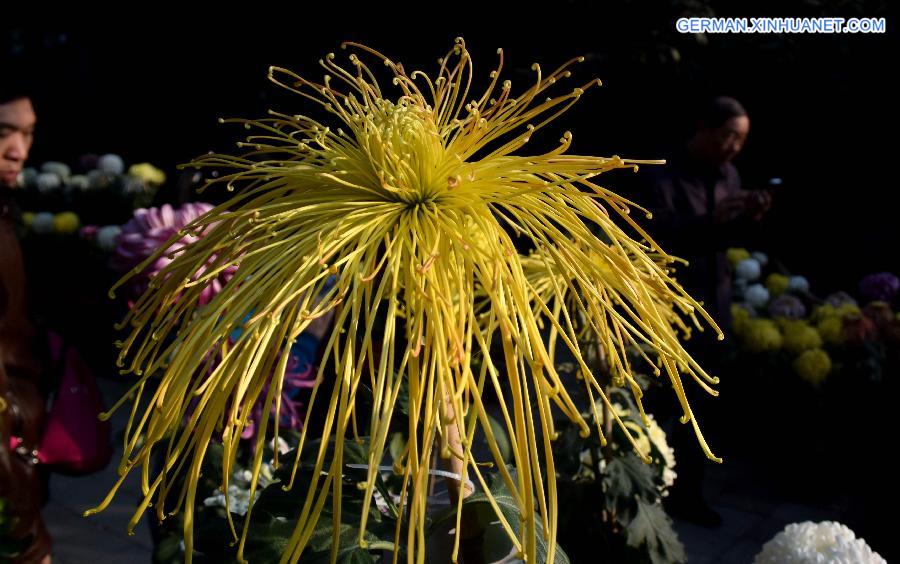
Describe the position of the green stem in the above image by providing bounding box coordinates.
[368,541,397,551]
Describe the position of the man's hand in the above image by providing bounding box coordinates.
[713,192,772,224]
[746,190,773,220]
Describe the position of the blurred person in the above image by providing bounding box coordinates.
[645,96,771,329]
[641,96,772,528]
[0,75,52,563]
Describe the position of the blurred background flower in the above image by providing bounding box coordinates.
[111,202,236,305]
[768,294,806,320]
[858,272,899,304]
[765,273,790,297]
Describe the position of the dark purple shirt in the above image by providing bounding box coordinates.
[641,152,756,330]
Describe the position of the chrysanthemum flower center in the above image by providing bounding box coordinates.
[357,99,447,203]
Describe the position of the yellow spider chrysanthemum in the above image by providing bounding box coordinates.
[88,39,720,563]
[521,244,720,447]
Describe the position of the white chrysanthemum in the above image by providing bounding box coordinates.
[36,172,62,193]
[121,176,149,194]
[22,167,38,187]
[41,161,71,181]
[97,225,122,251]
[754,521,886,564]
[579,449,594,466]
[31,212,56,234]
[269,436,290,456]
[745,284,771,309]
[789,276,810,293]
[573,449,597,482]
[646,415,677,489]
[751,251,769,266]
[87,169,113,190]
[735,258,762,281]
[69,174,90,191]
[202,464,276,516]
[98,153,125,175]
[586,401,676,491]
[202,484,259,516]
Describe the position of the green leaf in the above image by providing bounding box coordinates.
[553,425,586,478]
[151,532,183,564]
[291,513,389,563]
[396,377,410,416]
[306,519,381,554]
[337,547,377,564]
[260,436,393,523]
[388,432,406,463]
[485,413,512,464]
[243,436,398,561]
[625,500,686,564]
[193,506,243,561]
[238,517,296,563]
[427,469,570,564]
[303,541,379,564]
[603,454,657,504]
[234,506,388,563]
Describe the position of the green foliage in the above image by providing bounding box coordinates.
[626,501,686,564]
[152,434,568,563]
[604,455,657,508]
[551,374,686,564]
[427,469,570,564]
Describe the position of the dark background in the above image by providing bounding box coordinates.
[4,0,897,293]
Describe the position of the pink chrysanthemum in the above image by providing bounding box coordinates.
[112,202,236,304]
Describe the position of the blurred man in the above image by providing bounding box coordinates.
[1,78,52,563]
[642,96,771,527]
[646,96,770,330]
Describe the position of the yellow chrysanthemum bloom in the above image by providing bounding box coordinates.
[836,303,861,318]
[53,211,80,234]
[21,211,34,227]
[741,319,783,352]
[816,316,843,346]
[814,303,861,321]
[811,304,836,321]
[726,247,750,267]
[779,319,822,354]
[793,348,831,386]
[128,162,167,185]
[731,304,751,336]
[765,273,790,296]
[89,40,719,563]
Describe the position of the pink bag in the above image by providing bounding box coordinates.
[10,332,113,474]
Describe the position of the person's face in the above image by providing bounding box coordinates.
[700,115,749,166]
[0,97,37,188]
